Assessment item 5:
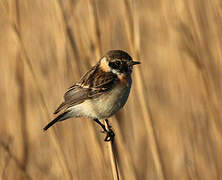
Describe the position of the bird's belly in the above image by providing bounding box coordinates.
[92,85,131,119]
[69,82,131,119]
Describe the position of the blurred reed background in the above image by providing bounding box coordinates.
[0,0,222,179]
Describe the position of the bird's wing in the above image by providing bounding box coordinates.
[54,65,119,114]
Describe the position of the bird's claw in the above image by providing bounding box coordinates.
[98,119,115,142]
[104,129,115,142]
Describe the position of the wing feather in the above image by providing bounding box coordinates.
[54,64,119,114]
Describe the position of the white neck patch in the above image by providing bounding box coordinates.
[111,68,121,75]
[100,57,122,75]
[100,57,111,72]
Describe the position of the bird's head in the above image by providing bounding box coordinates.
[99,50,140,75]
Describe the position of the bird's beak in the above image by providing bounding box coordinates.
[131,61,141,66]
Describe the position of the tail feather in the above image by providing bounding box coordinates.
[54,102,66,114]
[43,111,71,131]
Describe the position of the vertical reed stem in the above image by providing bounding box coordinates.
[122,0,166,179]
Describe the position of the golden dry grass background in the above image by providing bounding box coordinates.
[0,0,222,179]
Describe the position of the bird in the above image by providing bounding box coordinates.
[43,50,140,141]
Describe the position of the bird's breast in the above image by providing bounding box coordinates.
[68,77,132,120]
[93,76,132,118]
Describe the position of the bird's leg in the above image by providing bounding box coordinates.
[93,118,108,133]
[104,119,115,142]
[105,119,112,129]
[93,118,115,142]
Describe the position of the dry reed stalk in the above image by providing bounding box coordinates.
[88,0,102,58]
[57,0,81,65]
[4,2,73,179]
[107,137,120,180]
[122,0,166,179]
[0,141,32,180]
[10,0,29,172]
[88,1,120,179]
[15,26,73,180]
[179,2,221,177]
[109,118,139,180]
[184,0,221,128]
[16,53,29,170]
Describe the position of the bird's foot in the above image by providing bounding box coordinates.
[101,128,115,142]
[104,129,115,142]
[98,119,115,142]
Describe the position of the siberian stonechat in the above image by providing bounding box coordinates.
[43,50,140,141]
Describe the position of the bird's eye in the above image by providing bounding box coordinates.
[115,61,121,66]
[108,60,122,70]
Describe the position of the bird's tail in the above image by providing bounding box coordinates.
[43,111,72,131]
